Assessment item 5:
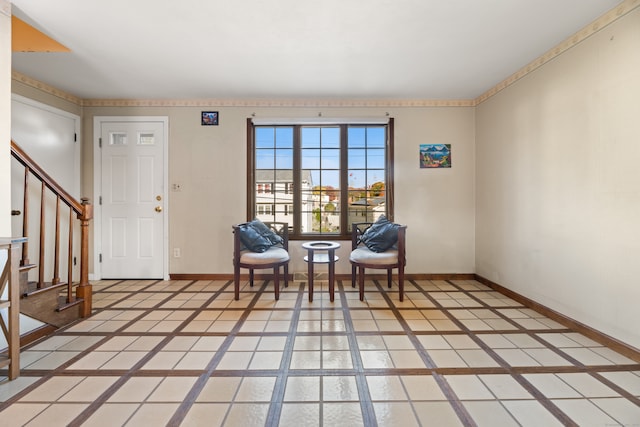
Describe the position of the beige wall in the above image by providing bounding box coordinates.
[476,8,640,349]
[0,0,11,236]
[80,105,476,276]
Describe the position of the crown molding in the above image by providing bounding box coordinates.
[475,0,640,105]
[80,98,476,108]
[12,71,82,105]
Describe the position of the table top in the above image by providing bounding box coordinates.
[301,241,341,251]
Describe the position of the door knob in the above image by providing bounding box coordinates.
[155,206,163,212]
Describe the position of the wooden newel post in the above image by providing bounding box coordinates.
[76,197,93,318]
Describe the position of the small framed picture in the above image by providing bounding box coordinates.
[201,111,219,126]
[420,144,451,168]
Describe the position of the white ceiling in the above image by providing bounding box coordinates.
[10,0,623,101]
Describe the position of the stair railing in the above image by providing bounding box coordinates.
[10,140,92,317]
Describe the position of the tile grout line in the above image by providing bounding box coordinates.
[591,371,640,406]
[65,280,206,426]
[443,279,585,427]
[339,280,378,427]
[0,280,190,413]
[264,280,306,426]
[417,279,580,426]
[165,279,271,426]
[446,279,640,418]
[375,278,478,427]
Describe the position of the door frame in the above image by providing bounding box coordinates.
[92,116,169,280]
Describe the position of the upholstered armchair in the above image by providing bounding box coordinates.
[350,218,407,301]
[232,220,289,300]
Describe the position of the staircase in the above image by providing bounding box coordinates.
[10,140,93,334]
[19,265,82,328]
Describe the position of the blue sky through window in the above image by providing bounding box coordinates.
[255,125,385,189]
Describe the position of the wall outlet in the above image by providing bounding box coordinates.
[173,248,181,258]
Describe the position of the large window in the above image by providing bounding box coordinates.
[248,118,394,239]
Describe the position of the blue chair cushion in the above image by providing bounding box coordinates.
[249,219,284,246]
[238,219,284,252]
[359,215,400,253]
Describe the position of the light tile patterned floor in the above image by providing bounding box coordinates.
[1,278,639,426]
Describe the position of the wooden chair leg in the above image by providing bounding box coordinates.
[249,269,254,287]
[358,266,365,301]
[284,264,289,287]
[387,269,392,288]
[234,263,240,300]
[351,264,357,288]
[398,265,405,302]
[273,266,280,300]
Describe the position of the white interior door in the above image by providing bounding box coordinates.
[98,119,166,279]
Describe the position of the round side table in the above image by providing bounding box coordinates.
[302,241,340,302]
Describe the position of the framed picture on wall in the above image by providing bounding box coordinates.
[201,111,219,126]
[420,144,451,168]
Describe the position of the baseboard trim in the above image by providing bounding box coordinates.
[170,274,235,281]
[474,275,640,363]
[168,273,476,281]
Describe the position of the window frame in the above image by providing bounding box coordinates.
[246,118,395,240]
